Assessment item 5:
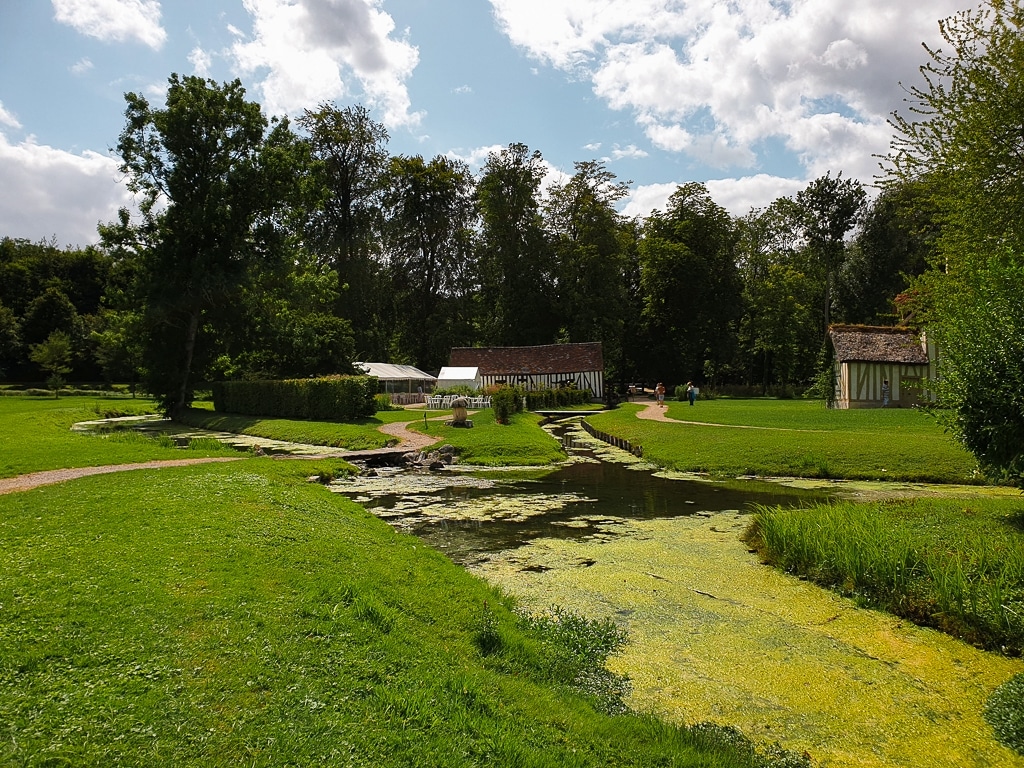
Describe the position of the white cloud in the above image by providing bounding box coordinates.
[0,102,21,130]
[52,0,166,50]
[0,131,130,246]
[70,58,94,76]
[623,174,809,220]
[704,175,806,217]
[607,144,648,161]
[490,0,964,183]
[188,47,213,77]
[621,181,678,219]
[231,0,422,129]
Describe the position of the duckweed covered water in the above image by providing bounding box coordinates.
[475,512,1024,767]
[332,421,1024,767]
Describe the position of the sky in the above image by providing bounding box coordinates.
[0,0,968,247]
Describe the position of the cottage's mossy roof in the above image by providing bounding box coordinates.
[828,325,929,364]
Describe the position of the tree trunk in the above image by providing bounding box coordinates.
[174,307,201,415]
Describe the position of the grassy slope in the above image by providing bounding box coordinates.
[173,407,407,451]
[0,457,772,768]
[407,409,567,466]
[587,400,979,483]
[0,397,234,478]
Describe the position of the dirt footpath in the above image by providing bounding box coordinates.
[0,457,243,496]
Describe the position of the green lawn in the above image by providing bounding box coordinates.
[0,397,233,478]
[586,400,980,483]
[173,407,411,451]
[408,408,567,466]
[0,438,796,767]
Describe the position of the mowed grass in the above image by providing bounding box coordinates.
[587,400,979,483]
[409,408,567,466]
[173,407,413,451]
[0,397,234,478]
[0,457,795,768]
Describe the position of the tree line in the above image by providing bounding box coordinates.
[0,78,929,410]
[3,0,1022,486]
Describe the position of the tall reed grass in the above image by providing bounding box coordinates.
[748,500,1024,653]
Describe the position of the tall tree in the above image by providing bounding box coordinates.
[887,0,1024,483]
[380,154,478,370]
[639,183,742,386]
[545,160,631,378]
[795,172,866,332]
[296,103,389,358]
[889,0,1024,262]
[105,74,298,412]
[476,143,557,346]
[735,198,819,389]
[840,180,936,325]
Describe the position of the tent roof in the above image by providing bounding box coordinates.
[438,366,480,379]
[355,362,436,381]
[828,325,929,364]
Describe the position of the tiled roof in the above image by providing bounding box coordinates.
[449,342,604,375]
[828,325,929,364]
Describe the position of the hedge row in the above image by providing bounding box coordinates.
[212,376,377,421]
[523,386,591,409]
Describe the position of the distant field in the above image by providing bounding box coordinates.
[587,399,980,483]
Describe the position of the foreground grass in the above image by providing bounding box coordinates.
[408,408,567,466]
[586,400,979,483]
[0,397,236,478]
[0,458,800,767]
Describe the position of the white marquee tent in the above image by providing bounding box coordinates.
[436,366,482,391]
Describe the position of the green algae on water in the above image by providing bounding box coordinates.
[472,513,1024,768]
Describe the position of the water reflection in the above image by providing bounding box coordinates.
[331,422,827,564]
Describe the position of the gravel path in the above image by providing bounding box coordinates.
[0,415,451,496]
[0,457,243,496]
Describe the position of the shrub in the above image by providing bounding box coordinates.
[491,386,524,424]
[212,376,377,421]
[523,386,591,409]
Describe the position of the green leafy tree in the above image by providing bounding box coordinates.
[545,160,631,379]
[795,172,866,332]
[840,180,936,324]
[91,309,145,395]
[0,300,21,378]
[380,154,478,370]
[29,330,73,396]
[476,143,558,346]
[889,0,1024,261]
[887,0,1024,483]
[736,198,819,388]
[297,103,390,358]
[224,257,356,380]
[639,183,742,385]
[928,254,1024,482]
[104,74,299,413]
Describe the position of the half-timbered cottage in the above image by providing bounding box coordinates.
[828,325,935,408]
[448,342,604,399]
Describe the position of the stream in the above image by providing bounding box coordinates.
[331,420,1024,768]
